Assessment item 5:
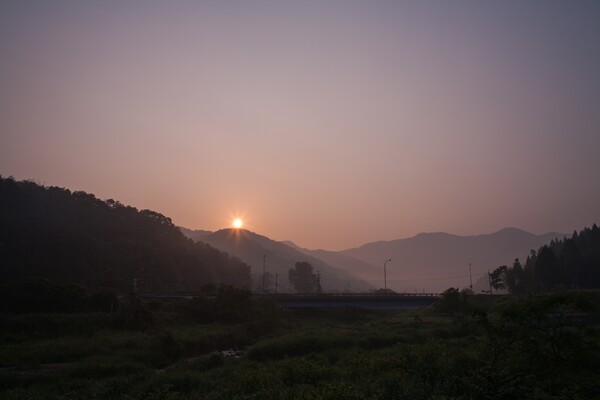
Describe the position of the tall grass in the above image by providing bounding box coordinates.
[1,292,598,399]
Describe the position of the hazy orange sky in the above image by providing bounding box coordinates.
[1,1,599,250]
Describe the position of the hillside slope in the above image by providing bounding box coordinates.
[189,229,371,292]
[0,177,250,292]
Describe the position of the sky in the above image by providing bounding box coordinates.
[1,1,599,250]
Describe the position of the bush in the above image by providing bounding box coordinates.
[68,356,149,379]
[0,279,120,314]
[433,287,472,315]
[248,334,353,361]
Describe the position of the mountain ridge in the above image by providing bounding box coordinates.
[341,227,561,252]
[341,228,564,292]
[182,228,372,292]
[181,226,565,293]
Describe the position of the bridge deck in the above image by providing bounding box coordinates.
[136,292,439,309]
[267,293,438,309]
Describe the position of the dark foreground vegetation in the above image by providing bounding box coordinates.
[1,284,599,400]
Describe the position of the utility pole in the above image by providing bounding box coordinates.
[384,259,391,295]
[275,272,278,295]
[316,270,321,294]
[487,270,492,294]
[469,263,473,291]
[262,255,266,294]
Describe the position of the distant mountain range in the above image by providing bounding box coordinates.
[181,226,564,293]
[340,228,563,292]
[0,175,572,295]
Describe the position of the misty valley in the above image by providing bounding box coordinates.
[1,177,599,399]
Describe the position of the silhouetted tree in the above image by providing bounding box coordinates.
[560,239,583,289]
[536,245,562,289]
[288,261,320,293]
[521,250,538,292]
[505,258,522,293]
[489,265,507,292]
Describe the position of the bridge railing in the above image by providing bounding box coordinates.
[261,292,439,298]
[135,291,439,300]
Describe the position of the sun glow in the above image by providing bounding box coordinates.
[232,218,243,229]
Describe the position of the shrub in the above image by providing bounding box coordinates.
[433,287,472,315]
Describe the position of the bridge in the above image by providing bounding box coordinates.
[136,292,439,309]
[263,293,439,309]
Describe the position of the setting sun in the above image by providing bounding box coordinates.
[232,218,243,229]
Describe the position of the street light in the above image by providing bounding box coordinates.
[384,259,391,294]
[469,263,473,291]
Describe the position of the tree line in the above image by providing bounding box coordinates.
[0,176,251,292]
[490,224,600,293]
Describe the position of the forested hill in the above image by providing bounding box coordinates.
[0,177,251,292]
[494,224,600,293]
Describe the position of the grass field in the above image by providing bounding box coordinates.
[1,291,599,399]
